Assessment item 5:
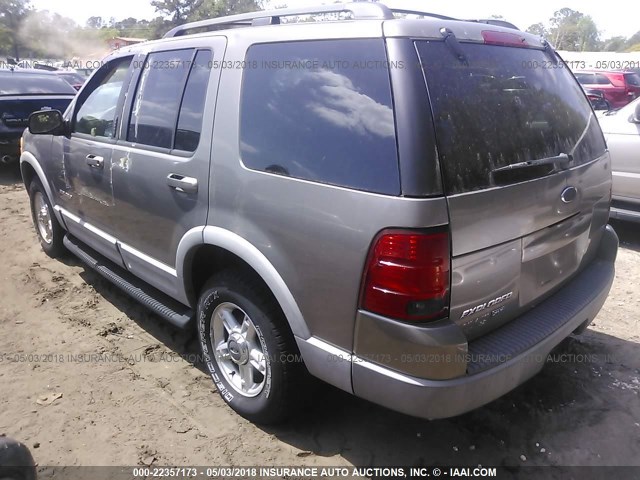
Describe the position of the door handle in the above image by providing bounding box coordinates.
[86,154,104,168]
[167,173,198,194]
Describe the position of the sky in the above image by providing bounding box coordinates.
[29,0,640,39]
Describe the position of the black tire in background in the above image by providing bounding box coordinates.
[197,269,306,424]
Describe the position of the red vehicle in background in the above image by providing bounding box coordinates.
[574,70,640,109]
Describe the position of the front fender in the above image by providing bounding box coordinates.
[20,150,65,226]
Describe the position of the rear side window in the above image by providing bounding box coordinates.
[0,72,76,95]
[595,74,611,85]
[175,50,212,151]
[416,42,606,194]
[625,73,640,86]
[574,73,593,85]
[239,39,399,195]
[128,49,211,150]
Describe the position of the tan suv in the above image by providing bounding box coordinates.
[22,3,618,424]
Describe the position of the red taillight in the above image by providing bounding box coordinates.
[360,229,450,322]
[482,30,528,48]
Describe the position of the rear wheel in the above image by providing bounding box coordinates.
[28,179,65,258]
[197,270,304,424]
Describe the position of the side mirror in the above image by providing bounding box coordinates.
[28,110,67,135]
[631,103,640,124]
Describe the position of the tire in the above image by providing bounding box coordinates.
[28,178,65,258]
[0,437,37,480]
[197,269,304,424]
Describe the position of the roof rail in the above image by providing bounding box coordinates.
[163,2,394,38]
[388,9,456,21]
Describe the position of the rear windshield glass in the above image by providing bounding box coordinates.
[0,72,76,95]
[416,41,606,195]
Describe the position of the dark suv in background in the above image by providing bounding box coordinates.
[21,3,618,424]
[0,68,76,165]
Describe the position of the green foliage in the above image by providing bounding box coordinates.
[0,0,31,58]
[528,9,638,53]
[602,36,627,52]
[189,0,262,22]
[526,22,548,37]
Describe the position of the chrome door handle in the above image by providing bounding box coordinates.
[167,173,198,194]
[86,154,104,168]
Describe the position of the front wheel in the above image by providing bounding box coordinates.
[197,270,305,424]
[28,179,65,258]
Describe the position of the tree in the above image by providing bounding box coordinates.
[86,16,104,29]
[575,16,599,51]
[151,0,204,25]
[526,22,548,38]
[189,0,262,21]
[627,30,640,49]
[0,0,32,59]
[549,8,584,50]
[601,36,627,52]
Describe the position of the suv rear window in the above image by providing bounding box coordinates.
[416,42,606,194]
[0,72,76,95]
[239,39,399,195]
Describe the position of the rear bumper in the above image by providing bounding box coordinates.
[350,225,618,419]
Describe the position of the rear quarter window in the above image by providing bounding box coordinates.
[625,73,640,87]
[239,39,400,195]
[595,74,612,85]
[574,73,594,85]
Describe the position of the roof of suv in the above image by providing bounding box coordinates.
[105,2,545,61]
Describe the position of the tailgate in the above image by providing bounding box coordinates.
[415,39,611,339]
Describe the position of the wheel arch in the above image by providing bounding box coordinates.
[176,226,310,340]
[20,151,65,226]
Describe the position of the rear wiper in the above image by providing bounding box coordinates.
[491,153,572,174]
[440,27,468,65]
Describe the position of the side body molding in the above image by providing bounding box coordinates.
[20,151,65,225]
[176,226,311,340]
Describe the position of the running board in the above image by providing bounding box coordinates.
[63,234,194,329]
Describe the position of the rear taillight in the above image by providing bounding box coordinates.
[360,229,450,322]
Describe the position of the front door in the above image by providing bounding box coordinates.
[62,56,134,267]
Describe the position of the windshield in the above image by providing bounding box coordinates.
[416,41,606,194]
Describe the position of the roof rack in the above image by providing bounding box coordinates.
[390,9,456,21]
[164,3,394,38]
[163,3,519,38]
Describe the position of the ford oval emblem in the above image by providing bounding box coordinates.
[561,186,578,204]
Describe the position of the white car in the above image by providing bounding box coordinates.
[598,97,640,222]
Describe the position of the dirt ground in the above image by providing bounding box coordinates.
[1,164,639,472]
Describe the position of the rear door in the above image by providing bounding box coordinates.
[415,40,610,340]
[108,38,226,300]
